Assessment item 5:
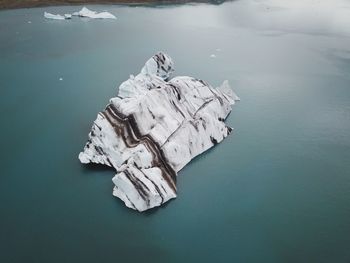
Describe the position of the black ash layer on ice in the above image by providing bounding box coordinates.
[79,52,240,212]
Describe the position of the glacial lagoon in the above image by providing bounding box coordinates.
[1,1,350,262]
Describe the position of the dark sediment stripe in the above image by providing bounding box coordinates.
[189,78,225,107]
[123,170,148,202]
[106,157,113,167]
[147,108,156,119]
[128,112,177,186]
[94,122,102,131]
[125,194,137,210]
[189,120,199,132]
[160,185,167,193]
[198,79,209,87]
[154,53,164,76]
[133,172,151,192]
[168,83,182,101]
[194,98,214,116]
[208,87,224,105]
[160,119,185,147]
[170,100,186,119]
[102,104,177,193]
[140,169,164,204]
[210,136,218,145]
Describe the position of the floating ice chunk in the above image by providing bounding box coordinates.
[218,80,240,103]
[59,77,63,81]
[72,7,116,19]
[44,12,65,20]
[27,21,32,24]
[94,11,117,19]
[210,54,216,58]
[216,48,221,52]
[72,7,93,17]
[79,52,240,212]
[44,7,115,22]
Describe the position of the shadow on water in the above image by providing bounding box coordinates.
[142,198,175,216]
[80,162,115,174]
[112,197,175,216]
[117,137,224,215]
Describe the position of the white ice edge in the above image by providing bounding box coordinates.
[44,7,116,20]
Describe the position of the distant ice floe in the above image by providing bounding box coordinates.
[44,12,65,20]
[44,7,116,21]
[72,7,116,19]
[210,48,222,58]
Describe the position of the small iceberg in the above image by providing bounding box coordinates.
[44,7,116,21]
[72,7,116,19]
[44,12,66,20]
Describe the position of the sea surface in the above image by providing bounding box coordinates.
[1,1,350,262]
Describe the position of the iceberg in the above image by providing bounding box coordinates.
[72,7,117,19]
[44,7,116,21]
[79,52,240,212]
[44,12,66,20]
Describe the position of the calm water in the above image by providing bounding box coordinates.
[1,1,350,262]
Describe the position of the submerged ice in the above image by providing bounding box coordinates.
[79,52,240,212]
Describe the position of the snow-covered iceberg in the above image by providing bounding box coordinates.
[44,12,66,20]
[72,7,116,19]
[79,52,240,212]
[44,7,116,21]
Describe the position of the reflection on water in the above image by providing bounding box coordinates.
[225,0,350,36]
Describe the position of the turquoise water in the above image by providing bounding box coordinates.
[1,1,350,262]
